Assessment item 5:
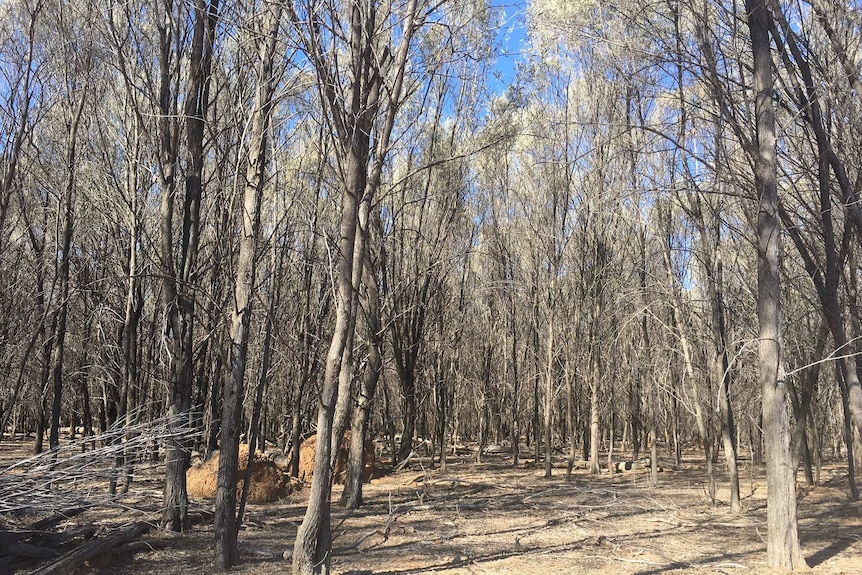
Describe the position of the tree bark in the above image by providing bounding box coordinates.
[589,336,601,475]
[214,1,280,566]
[161,0,219,532]
[544,272,556,478]
[747,0,807,568]
[791,323,827,486]
[700,225,740,512]
[48,87,87,453]
[339,337,382,509]
[292,183,359,575]
[340,230,385,508]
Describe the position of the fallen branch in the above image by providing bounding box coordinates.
[0,411,201,514]
[113,537,171,556]
[395,450,418,472]
[333,528,388,553]
[425,476,472,487]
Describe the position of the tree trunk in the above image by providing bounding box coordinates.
[340,221,384,508]
[792,324,827,486]
[206,347,223,458]
[544,274,555,478]
[292,184,359,574]
[747,0,807,567]
[340,338,381,509]
[213,2,279,566]
[711,255,740,512]
[565,358,576,479]
[161,0,218,532]
[332,191,378,462]
[650,394,658,486]
[510,295,520,467]
[47,90,87,454]
[398,373,417,464]
[589,344,601,476]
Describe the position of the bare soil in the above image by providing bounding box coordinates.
[2,438,860,575]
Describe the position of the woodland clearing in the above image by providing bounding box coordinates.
[1,438,860,575]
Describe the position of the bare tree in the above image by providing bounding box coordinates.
[289,1,421,571]
[156,0,220,531]
[747,0,807,568]
[214,0,282,566]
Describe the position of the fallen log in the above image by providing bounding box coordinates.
[30,507,87,531]
[1,525,97,546]
[1,540,59,560]
[29,521,152,575]
[0,524,99,573]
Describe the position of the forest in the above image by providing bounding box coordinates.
[0,0,861,573]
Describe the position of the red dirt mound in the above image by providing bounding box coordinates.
[187,445,301,503]
[297,432,375,484]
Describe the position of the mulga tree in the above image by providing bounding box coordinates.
[747,0,807,568]
[288,1,424,571]
[214,0,283,566]
[155,0,220,531]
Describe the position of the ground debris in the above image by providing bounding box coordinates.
[0,514,151,575]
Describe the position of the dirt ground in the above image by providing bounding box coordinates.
[2,439,861,575]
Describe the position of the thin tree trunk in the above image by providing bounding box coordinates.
[650,390,658,486]
[510,293,520,467]
[747,0,806,567]
[792,323,827,486]
[111,221,140,495]
[340,337,381,509]
[332,195,377,460]
[589,341,601,475]
[214,3,280,564]
[710,253,740,512]
[161,0,219,532]
[589,289,602,476]
[292,186,359,575]
[48,88,87,454]
[565,358,576,478]
[544,275,555,478]
[340,218,384,508]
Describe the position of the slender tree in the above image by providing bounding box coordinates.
[747,0,807,568]
[289,1,421,571]
[214,0,282,566]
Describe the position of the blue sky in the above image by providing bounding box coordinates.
[490,1,527,93]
